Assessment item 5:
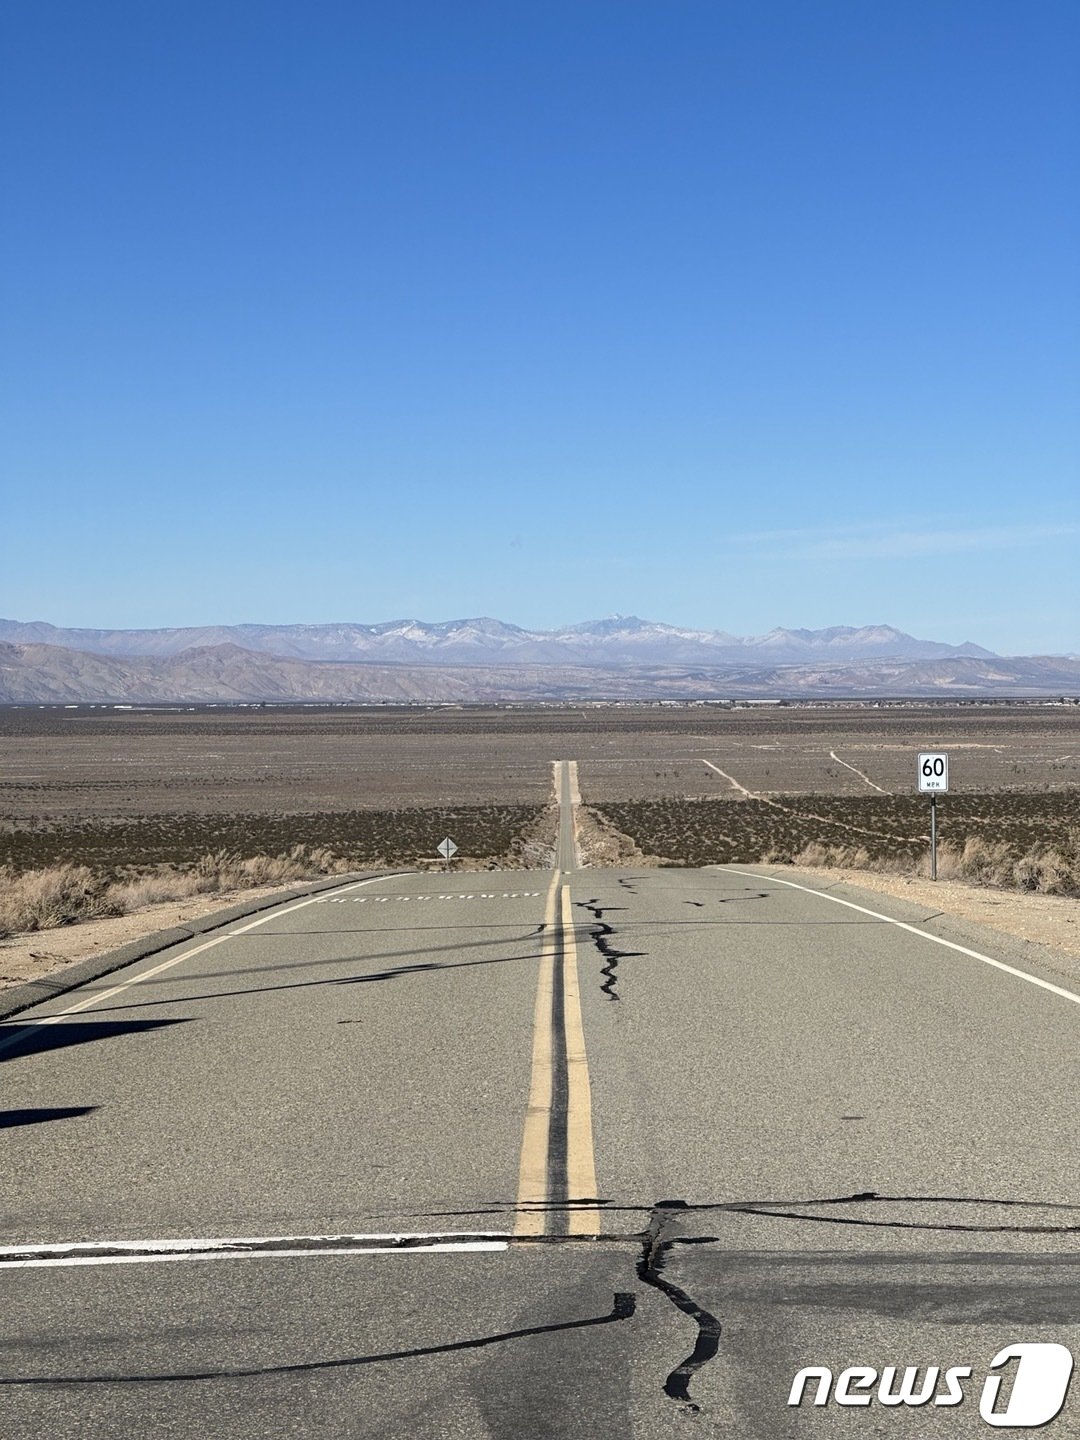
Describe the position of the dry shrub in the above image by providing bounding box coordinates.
[182,844,349,892]
[0,844,352,938]
[927,838,1013,885]
[765,841,873,869]
[0,862,119,936]
[197,844,350,890]
[105,872,205,910]
[921,836,1080,894]
[1012,848,1075,895]
[781,831,1080,898]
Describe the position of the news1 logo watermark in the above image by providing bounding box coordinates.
[789,1344,1073,1427]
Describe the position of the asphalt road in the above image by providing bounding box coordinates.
[2,771,1080,1437]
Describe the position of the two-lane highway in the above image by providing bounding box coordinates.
[2,764,1079,1436]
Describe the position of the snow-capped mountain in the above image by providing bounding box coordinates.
[736,625,995,661]
[0,615,999,666]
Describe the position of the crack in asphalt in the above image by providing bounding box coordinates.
[18,1192,1079,1407]
[394,1189,1080,1233]
[393,1190,1080,1414]
[722,1190,1080,1235]
[625,1189,1080,1410]
[635,1201,722,1412]
[1,1293,639,1387]
[573,900,645,1002]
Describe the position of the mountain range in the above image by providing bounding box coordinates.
[1,617,1077,703]
[0,616,998,667]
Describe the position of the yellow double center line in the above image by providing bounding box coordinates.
[514,869,599,1238]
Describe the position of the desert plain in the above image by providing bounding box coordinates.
[2,700,1079,876]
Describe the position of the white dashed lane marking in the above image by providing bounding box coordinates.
[315,893,542,904]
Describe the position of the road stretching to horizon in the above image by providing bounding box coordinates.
[2,760,1079,1437]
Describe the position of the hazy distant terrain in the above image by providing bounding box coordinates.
[1,616,1077,702]
[2,636,1080,702]
[0,615,998,666]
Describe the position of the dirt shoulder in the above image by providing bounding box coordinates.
[769,864,1080,962]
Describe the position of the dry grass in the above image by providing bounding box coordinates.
[0,844,352,939]
[0,863,118,936]
[771,833,1080,897]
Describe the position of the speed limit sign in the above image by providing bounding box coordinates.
[918,752,949,792]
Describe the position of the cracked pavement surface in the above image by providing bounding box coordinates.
[2,864,1079,1437]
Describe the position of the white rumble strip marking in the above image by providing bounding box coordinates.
[318,893,542,904]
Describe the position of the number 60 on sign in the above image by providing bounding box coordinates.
[918,753,949,792]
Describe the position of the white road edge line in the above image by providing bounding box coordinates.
[0,1230,512,1256]
[2,1243,509,1268]
[0,876,387,1054]
[720,866,1080,1008]
[0,1230,512,1268]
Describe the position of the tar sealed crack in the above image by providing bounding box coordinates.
[200,1189,1080,1417]
[3,1293,639,1386]
[636,1201,722,1412]
[575,900,645,1001]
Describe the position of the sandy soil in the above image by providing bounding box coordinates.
[784,864,1080,962]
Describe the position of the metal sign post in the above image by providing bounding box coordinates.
[437,837,458,872]
[917,753,948,880]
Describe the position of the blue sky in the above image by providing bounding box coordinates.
[3,1,1077,653]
